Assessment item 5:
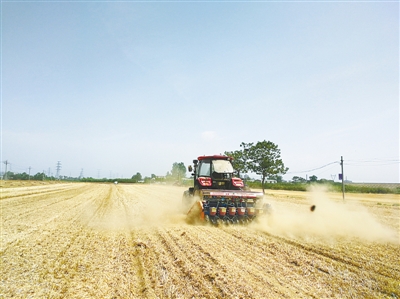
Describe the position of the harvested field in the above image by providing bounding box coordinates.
[1,182,399,298]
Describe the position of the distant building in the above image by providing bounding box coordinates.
[265,179,277,184]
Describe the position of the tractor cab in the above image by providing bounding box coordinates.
[189,155,244,192]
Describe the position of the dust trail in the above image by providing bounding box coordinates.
[255,185,398,243]
[81,184,187,231]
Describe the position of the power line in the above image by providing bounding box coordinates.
[287,158,399,175]
[312,163,339,176]
[287,161,339,174]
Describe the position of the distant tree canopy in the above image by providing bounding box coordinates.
[226,140,288,193]
[170,162,186,180]
[7,171,29,180]
[1,171,82,181]
[292,176,307,183]
[224,150,247,178]
[131,172,142,182]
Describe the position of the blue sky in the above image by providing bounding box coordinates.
[2,1,399,182]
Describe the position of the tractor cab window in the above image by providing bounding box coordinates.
[212,160,234,173]
[198,161,211,176]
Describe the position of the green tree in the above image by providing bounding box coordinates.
[3,171,14,180]
[224,150,248,178]
[242,140,288,193]
[309,175,318,182]
[131,172,142,182]
[292,176,306,183]
[171,162,186,180]
[33,172,46,181]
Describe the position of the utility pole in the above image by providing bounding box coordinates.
[56,161,62,180]
[340,156,345,202]
[28,166,31,180]
[79,169,83,180]
[3,160,9,180]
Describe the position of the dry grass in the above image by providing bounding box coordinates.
[1,183,399,298]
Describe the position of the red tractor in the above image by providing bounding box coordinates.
[182,155,271,225]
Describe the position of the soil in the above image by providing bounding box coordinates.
[1,182,399,298]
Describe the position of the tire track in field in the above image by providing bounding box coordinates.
[218,227,345,297]
[132,229,195,298]
[126,231,158,298]
[180,226,314,298]
[71,184,156,298]
[226,228,400,298]
[154,228,224,298]
[163,227,258,298]
[119,183,209,298]
[118,185,199,298]
[114,185,152,298]
[156,226,292,298]
[79,184,174,298]
[117,185,315,297]
[59,230,142,299]
[256,230,400,281]
[37,184,115,298]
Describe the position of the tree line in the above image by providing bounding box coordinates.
[1,140,303,189]
[1,140,286,190]
[1,171,78,181]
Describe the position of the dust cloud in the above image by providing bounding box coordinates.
[255,185,398,243]
[80,184,187,231]
[79,184,398,243]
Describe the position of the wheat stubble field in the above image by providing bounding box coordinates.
[1,182,399,298]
